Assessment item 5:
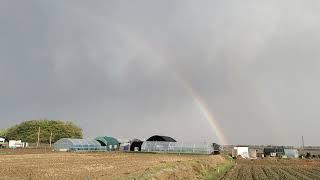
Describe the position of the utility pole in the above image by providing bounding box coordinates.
[37,126,41,148]
[302,136,305,150]
[49,131,53,147]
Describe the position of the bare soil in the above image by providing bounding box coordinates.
[222,158,320,180]
[0,150,225,180]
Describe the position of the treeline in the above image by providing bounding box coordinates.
[1,120,82,143]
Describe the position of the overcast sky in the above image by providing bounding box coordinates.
[1,1,319,146]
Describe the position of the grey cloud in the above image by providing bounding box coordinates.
[1,1,319,145]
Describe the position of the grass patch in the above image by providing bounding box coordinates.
[115,155,234,180]
[201,156,234,180]
[115,161,179,180]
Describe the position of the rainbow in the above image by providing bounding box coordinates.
[178,77,228,145]
[115,26,228,145]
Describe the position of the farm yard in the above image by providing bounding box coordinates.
[0,150,227,180]
[223,158,320,180]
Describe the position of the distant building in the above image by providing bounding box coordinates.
[233,147,249,158]
[53,138,102,151]
[141,135,214,154]
[212,143,221,154]
[130,139,143,151]
[8,140,28,148]
[249,149,258,159]
[284,149,299,158]
[95,136,119,151]
[0,137,5,143]
[264,147,285,157]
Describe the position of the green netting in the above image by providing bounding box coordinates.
[95,136,119,151]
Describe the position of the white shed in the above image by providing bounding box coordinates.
[9,140,27,148]
[233,147,249,158]
[0,137,5,143]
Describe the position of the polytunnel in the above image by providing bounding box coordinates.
[53,138,104,151]
[130,139,143,151]
[95,136,119,151]
[141,141,215,154]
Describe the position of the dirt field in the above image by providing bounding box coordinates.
[0,149,226,180]
[223,158,320,180]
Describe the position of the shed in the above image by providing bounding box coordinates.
[284,149,299,158]
[264,147,285,157]
[130,139,143,151]
[146,135,176,142]
[233,147,249,158]
[53,138,102,151]
[212,143,221,154]
[0,137,5,143]
[95,136,119,151]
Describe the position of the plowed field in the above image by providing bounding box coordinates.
[223,158,320,180]
[0,150,226,180]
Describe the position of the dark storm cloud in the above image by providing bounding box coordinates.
[1,0,319,145]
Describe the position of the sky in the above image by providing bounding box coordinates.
[0,1,319,146]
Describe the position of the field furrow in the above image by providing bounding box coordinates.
[281,167,312,180]
[271,166,299,179]
[298,168,320,179]
[252,165,268,180]
[261,166,280,179]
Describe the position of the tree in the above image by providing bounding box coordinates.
[6,119,83,143]
[0,128,7,137]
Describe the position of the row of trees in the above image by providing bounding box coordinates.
[1,119,83,143]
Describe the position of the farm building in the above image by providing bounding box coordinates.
[54,138,103,152]
[212,143,221,154]
[130,139,143,151]
[0,137,6,143]
[0,137,7,148]
[233,147,250,158]
[118,139,130,151]
[8,140,28,148]
[249,149,258,159]
[284,149,299,158]
[264,147,285,157]
[146,135,176,142]
[141,141,215,154]
[95,136,119,151]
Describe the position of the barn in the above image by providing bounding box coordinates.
[53,138,102,152]
[95,136,119,151]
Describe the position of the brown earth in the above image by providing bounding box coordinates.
[0,150,226,180]
[222,158,320,180]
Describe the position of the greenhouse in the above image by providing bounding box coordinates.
[95,136,119,151]
[141,141,215,154]
[284,149,299,158]
[53,138,106,152]
[130,139,143,151]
